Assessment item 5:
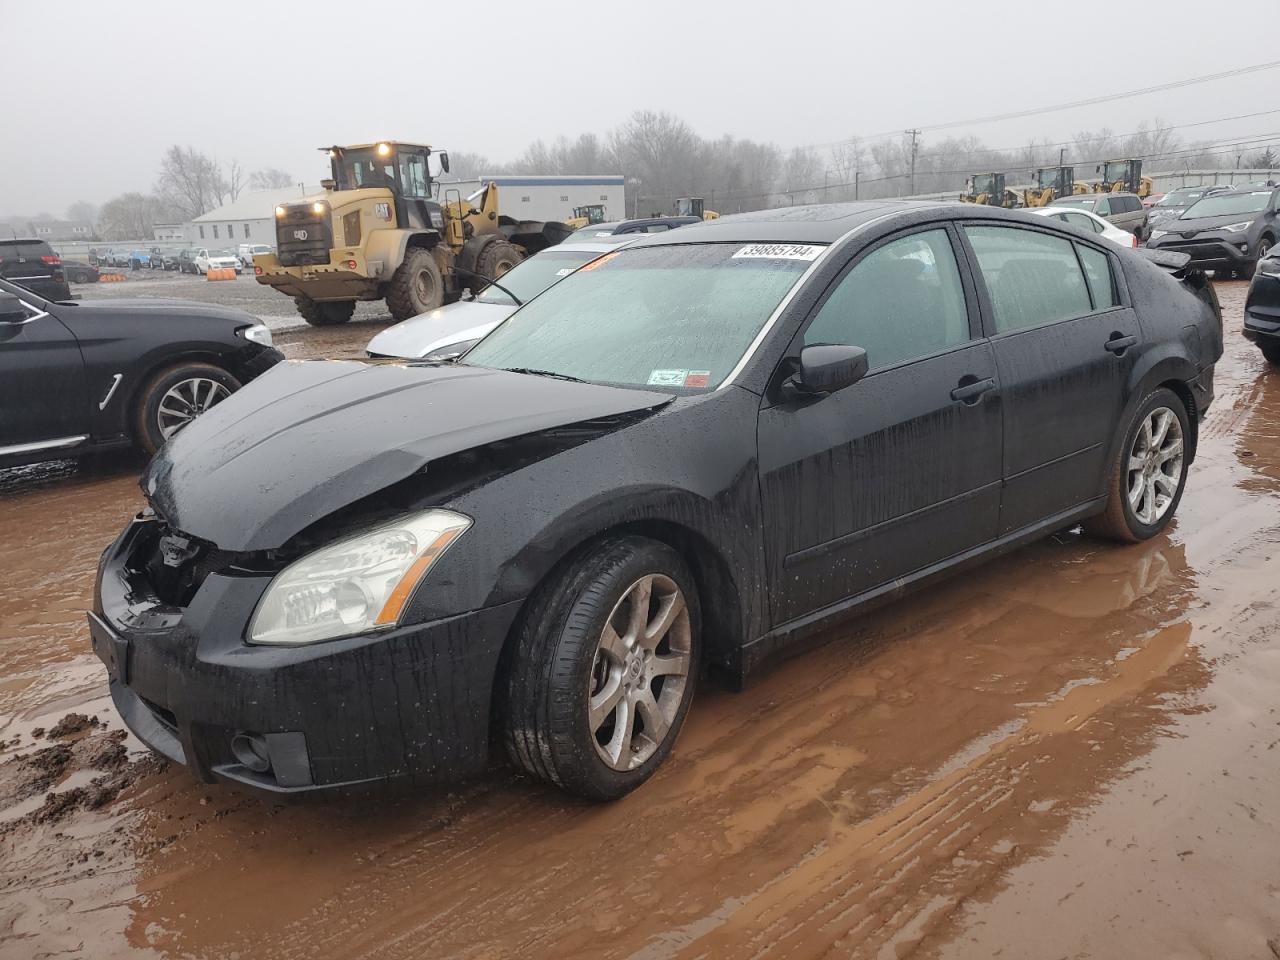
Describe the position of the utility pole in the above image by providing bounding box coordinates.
[906,129,921,195]
[855,169,860,200]
[1059,147,1065,167]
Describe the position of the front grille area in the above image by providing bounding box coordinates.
[126,519,226,609]
[1159,241,1231,262]
[276,205,334,267]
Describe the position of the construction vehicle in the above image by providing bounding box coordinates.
[253,141,572,325]
[675,197,720,220]
[959,173,1020,208]
[1093,159,1154,198]
[1022,166,1089,207]
[565,204,608,230]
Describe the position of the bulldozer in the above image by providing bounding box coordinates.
[253,141,572,325]
[565,204,608,230]
[675,197,720,220]
[1093,159,1154,198]
[959,173,1020,208]
[1022,166,1088,207]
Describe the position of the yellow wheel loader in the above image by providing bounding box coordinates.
[565,204,607,230]
[253,141,572,325]
[1022,166,1087,207]
[959,173,1020,208]
[1093,159,1154,198]
[675,197,720,220]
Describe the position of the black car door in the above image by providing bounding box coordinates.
[758,225,1003,626]
[0,293,89,453]
[959,223,1139,533]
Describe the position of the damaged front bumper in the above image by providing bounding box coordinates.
[91,516,521,794]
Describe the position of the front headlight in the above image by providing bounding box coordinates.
[238,323,273,346]
[1148,229,1167,241]
[249,509,471,646]
[1222,221,1254,233]
[1259,257,1280,277]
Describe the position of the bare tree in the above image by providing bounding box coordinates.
[156,145,227,219]
[66,200,99,224]
[97,193,178,241]
[225,159,245,202]
[247,167,296,191]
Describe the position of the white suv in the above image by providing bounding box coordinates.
[194,248,243,275]
[237,243,273,267]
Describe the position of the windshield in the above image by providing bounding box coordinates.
[1181,192,1274,219]
[333,147,399,190]
[465,243,821,391]
[475,248,601,304]
[1037,170,1061,188]
[1049,196,1096,208]
[214,249,237,257]
[1157,188,1210,208]
[1103,162,1133,182]
[970,175,995,194]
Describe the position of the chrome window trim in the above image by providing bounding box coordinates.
[716,212,902,390]
[0,296,50,326]
[0,435,88,457]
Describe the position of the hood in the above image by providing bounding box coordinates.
[1160,212,1260,234]
[144,359,673,551]
[365,299,516,359]
[65,297,257,324]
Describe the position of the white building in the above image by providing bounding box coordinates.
[435,175,626,223]
[186,185,319,248]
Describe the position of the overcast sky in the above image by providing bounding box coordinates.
[3,0,1276,216]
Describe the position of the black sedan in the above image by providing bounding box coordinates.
[1146,187,1279,277]
[61,259,101,284]
[92,202,1221,800]
[0,276,283,468]
[1244,244,1280,365]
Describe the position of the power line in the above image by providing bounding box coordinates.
[797,59,1280,153]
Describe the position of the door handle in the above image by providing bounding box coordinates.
[950,377,996,404]
[1104,334,1137,355]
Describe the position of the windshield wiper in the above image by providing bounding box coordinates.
[453,266,522,306]
[500,367,585,382]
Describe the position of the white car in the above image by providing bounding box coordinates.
[237,243,273,267]
[366,234,641,360]
[1027,206,1136,249]
[193,248,243,275]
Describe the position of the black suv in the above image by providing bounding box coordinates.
[1147,188,1280,278]
[1244,244,1280,365]
[0,238,71,300]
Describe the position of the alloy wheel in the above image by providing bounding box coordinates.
[1126,406,1184,525]
[588,573,692,771]
[157,377,231,440]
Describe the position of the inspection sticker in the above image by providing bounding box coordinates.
[684,370,711,389]
[647,369,688,387]
[554,268,575,276]
[732,243,824,261]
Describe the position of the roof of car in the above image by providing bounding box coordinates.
[557,234,643,252]
[0,237,47,245]
[624,201,957,245]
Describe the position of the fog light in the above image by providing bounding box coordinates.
[231,732,271,773]
[254,265,263,276]
[344,259,357,269]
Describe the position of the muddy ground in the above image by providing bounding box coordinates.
[2,281,1278,959]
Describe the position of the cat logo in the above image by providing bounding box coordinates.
[293,228,309,241]
[374,202,392,221]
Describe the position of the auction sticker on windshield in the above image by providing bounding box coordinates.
[647,369,688,387]
[732,244,824,261]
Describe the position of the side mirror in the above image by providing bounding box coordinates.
[0,292,29,324]
[786,343,869,397]
[439,151,450,174]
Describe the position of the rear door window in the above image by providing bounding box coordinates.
[964,226,1093,334]
[1075,244,1119,309]
[803,228,971,370]
[1064,211,1103,234]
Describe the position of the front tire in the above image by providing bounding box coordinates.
[295,296,355,326]
[134,362,240,455]
[385,248,444,321]
[1085,388,1190,542]
[503,536,700,800]
[474,239,523,284]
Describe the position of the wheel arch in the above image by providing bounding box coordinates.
[119,349,238,441]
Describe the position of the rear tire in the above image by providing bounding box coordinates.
[295,296,355,326]
[1260,341,1280,366]
[502,536,700,801]
[1084,387,1190,543]
[386,248,444,321]
[134,362,240,456]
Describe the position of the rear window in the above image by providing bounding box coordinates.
[0,240,54,260]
